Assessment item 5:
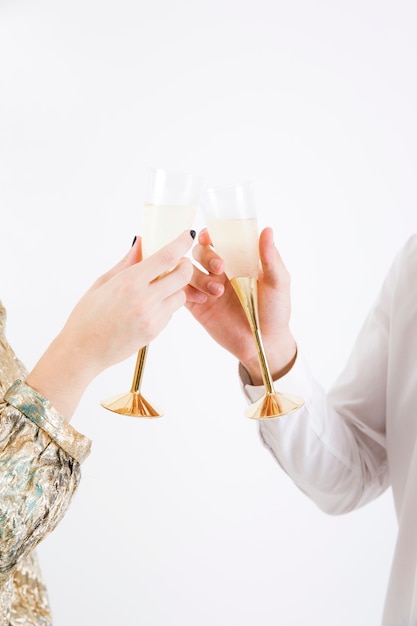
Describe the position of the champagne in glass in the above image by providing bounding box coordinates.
[203,182,304,419]
[100,167,205,418]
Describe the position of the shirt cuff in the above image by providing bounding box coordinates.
[4,379,92,463]
[239,350,315,408]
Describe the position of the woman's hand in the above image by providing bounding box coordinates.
[26,230,195,419]
[186,227,297,385]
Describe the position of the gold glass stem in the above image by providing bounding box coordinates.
[231,276,304,420]
[251,327,275,394]
[231,276,274,392]
[100,344,163,417]
[130,344,149,393]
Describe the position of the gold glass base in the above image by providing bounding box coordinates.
[246,391,304,420]
[100,344,163,418]
[100,391,163,417]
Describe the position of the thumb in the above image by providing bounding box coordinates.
[259,227,287,287]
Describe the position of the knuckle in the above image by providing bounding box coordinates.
[169,259,189,285]
[137,315,155,343]
[177,259,193,283]
[161,248,177,270]
[118,275,135,298]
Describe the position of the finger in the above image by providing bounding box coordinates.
[197,228,212,246]
[192,242,225,275]
[188,263,225,297]
[151,258,194,299]
[183,284,208,304]
[144,230,195,280]
[144,289,189,343]
[157,288,188,320]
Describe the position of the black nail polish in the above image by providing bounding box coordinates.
[131,235,137,247]
[190,230,196,239]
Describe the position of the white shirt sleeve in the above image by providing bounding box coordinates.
[243,253,399,516]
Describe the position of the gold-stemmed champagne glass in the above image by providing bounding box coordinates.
[100,167,205,418]
[202,181,304,419]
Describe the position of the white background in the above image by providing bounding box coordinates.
[1,1,416,624]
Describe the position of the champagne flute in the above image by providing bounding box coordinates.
[202,181,304,419]
[100,167,205,418]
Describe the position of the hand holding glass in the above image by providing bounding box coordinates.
[100,168,204,418]
[202,182,304,419]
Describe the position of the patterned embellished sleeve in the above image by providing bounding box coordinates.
[0,379,91,580]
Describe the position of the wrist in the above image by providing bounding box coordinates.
[25,332,98,421]
[240,333,297,386]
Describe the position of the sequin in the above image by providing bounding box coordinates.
[0,300,91,625]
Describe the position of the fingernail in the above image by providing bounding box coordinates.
[131,235,137,247]
[190,230,196,239]
[209,258,222,273]
[208,281,224,296]
[193,291,208,303]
